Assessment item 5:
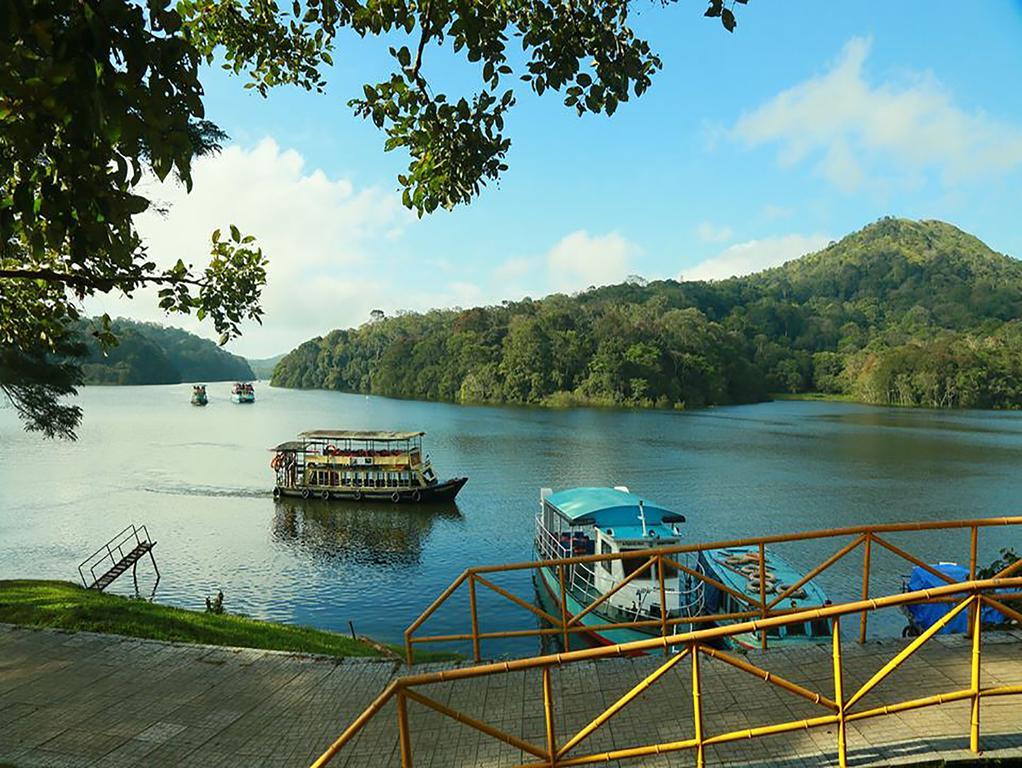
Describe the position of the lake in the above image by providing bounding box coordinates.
[2,384,1021,655]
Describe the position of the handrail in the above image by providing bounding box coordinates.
[312,577,1022,768]
[405,516,1022,662]
[77,524,156,590]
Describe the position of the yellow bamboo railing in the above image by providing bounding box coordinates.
[312,577,1022,768]
[405,517,1022,663]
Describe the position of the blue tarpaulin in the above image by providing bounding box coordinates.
[905,563,1007,633]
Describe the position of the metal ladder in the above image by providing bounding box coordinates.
[78,524,160,596]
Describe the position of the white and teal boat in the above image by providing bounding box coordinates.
[535,487,704,647]
[535,487,832,650]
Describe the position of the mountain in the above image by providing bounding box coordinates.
[247,354,284,380]
[271,218,1022,410]
[79,319,255,385]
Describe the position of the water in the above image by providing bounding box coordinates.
[2,384,1021,655]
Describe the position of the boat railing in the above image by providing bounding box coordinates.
[405,516,1022,664]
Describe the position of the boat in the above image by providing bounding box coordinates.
[269,430,467,503]
[698,545,832,649]
[534,487,832,650]
[231,382,255,403]
[190,384,208,406]
[535,486,702,647]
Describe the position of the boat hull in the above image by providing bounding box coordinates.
[276,476,467,503]
[231,395,255,404]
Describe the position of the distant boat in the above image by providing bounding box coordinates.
[191,385,208,406]
[269,430,467,503]
[231,382,255,404]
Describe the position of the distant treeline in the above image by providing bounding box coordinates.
[78,318,254,385]
[271,218,1022,410]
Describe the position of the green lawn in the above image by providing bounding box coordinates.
[770,391,858,403]
[0,580,454,661]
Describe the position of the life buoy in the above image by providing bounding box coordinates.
[301,488,311,499]
[391,492,401,503]
[272,486,282,498]
[320,490,330,500]
[270,453,284,470]
[324,445,339,456]
[353,490,362,501]
[411,490,421,502]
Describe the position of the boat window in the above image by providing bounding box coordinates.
[621,553,651,579]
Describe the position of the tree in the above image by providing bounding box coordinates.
[1,0,745,437]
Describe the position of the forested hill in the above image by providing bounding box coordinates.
[271,218,1022,410]
[78,319,254,385]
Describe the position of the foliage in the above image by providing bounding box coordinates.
[0,579,459,660]
[75,317,255,385]
[977,549,1020,580]
[272,218,1022,411]
[2,0,738,438]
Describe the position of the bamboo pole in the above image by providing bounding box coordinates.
[469,574,481,662]
[692,643,704,768]
[402,688,548,759]
[566,557,654,626]
[556,648,690,758]
[657,554,669,656]
[968,526,979,640]
[845,596,973,710]
[971,596,982,753]
[833,616,846,768]
[699,646,837,711]
[474,574,562,625]
[543,667,557,767]
[396,691,413,768]
[859,533,872,644]
[767,535,866,610]
[758,543,768,650]
[557,565,570,653]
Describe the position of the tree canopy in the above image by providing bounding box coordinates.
[272,219,1022,411]
[1,0,742,438]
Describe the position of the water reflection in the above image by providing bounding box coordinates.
[272,498,461,568]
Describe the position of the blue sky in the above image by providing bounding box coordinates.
[92,1,1022,357]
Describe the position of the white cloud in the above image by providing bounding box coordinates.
[696,221,734,243]
[732,36,1022,190]
[493,257,534,283]
[680,234,831,282]
[86,138,412,356]
[546,230,640,292]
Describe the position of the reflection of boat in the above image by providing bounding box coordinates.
[270,430,467,503]
[231,382,255,403]
[190,385,208,406]
[272,497,460,567]
[535,487,832,650]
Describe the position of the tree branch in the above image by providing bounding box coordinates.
[0,268,206,290]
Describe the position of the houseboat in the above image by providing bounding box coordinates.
[535,487,832,649]
[231,382,255,403]
[269,430,467,503]
[191,385,208,406]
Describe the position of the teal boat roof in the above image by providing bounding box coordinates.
[603,523,682,543]
[545,487,685,527]
[703,545,829,608]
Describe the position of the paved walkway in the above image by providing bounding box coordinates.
[2,623,1021,768]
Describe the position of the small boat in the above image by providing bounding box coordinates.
[231,382,255,403]
[535,487,832,650]
[269,430,467,503]
[698,545,832,648]
[191,385,208,406]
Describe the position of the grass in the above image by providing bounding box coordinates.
[770,391,859,403]
[0,580,457,662]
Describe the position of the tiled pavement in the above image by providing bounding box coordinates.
[1,623,1021,768]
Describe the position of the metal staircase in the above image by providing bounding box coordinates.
[78,524,160,596]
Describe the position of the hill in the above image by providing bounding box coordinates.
[79,319,255,385]
[271,218,1022,410]
[247,354,284,380]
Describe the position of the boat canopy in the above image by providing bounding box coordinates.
[298,430,424,441]
[270,441,306,452]
[544,487,686,527]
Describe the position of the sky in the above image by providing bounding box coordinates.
[87,1,1022,358]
